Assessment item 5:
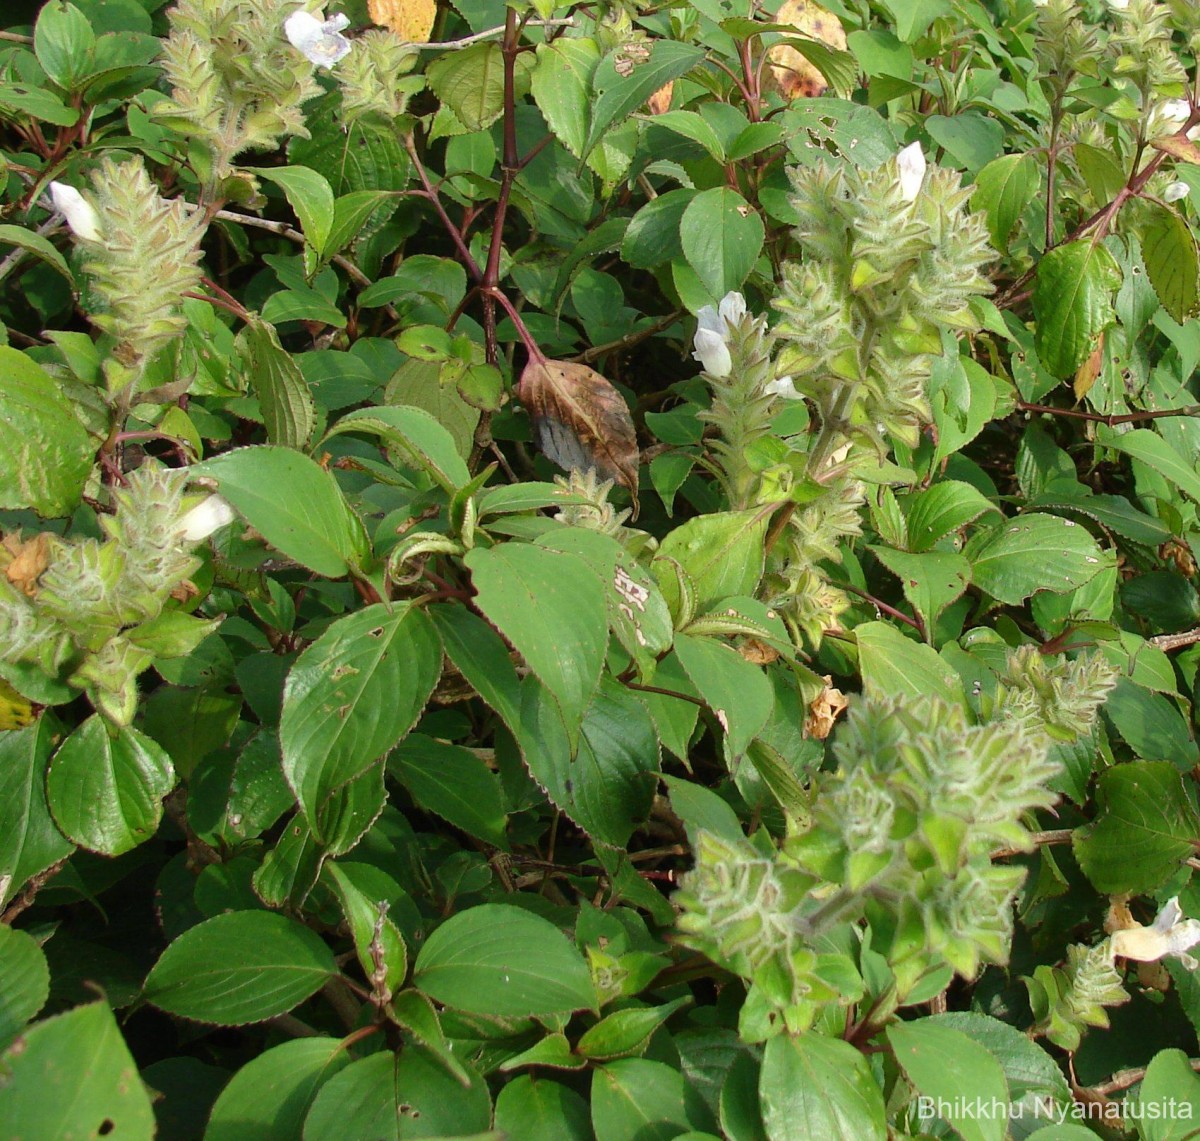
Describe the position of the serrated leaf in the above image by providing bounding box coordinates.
[280,602,442,841]
[531,38,600,158]
[0,346,94,517]
[672,634,773,759]
[971,153,1039,254]
[322,861,407,998]
[0,926,49,1047]
[326,403,471,491]
[0,720,74,911]
[1074,761,1200,893]
[427,42,535,132]
[248,166,335,258]
[621,188,697,270]
[964,513,1105,605]
[869,545,971,630]
[46,715,175,856]
[143,911,337,1025]
[1096,425,1200,508]
[680,187,765,300]
[414,903,596,1017]
[583,41,706,159]
[192,446,370,577]
[234,317,316,449]
[466,543,608,741]
[653,508,770,613]
[1032,240,1122,378]
[856,621,965,705]
[0,223,73,284]
[1141,203,1200,323]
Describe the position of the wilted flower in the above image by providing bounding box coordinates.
[285,8,352,68]
[1110,897,1200,969]
[692,291,748,379]
[47,181,101,242]
[896,142,926,202]
[1164,182,1190,203]
[178,495,236,542]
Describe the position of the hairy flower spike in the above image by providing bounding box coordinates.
[336,28,420,123]
[80,157,206,384]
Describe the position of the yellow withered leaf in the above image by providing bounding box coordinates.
[0,678,34,732]
[368,0,436,42]
[766,0,847,100]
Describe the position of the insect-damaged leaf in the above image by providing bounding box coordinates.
[518,358,640,504]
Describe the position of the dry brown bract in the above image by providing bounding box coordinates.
[766,0,847,100]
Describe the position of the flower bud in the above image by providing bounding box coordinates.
[693,327,732,378]
[47,181,101,242]
[178,495,235,542]
[764,375,801,399]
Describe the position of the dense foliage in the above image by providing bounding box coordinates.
[4,0,1200,1137]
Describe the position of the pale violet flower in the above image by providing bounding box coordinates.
[47,181,101,242]
[178,495,236,542]
[1110,897,1200,970]
[1164,181,1190,203]
[896,142,926,202]
[284,8,351,68]
[764,375,801,399]
[692,291,748,379]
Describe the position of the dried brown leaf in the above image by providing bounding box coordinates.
[1150,134,1200,165]
[804,674,848,739]
[368,0,436,41]
[766,0,847,100]
[647,81,674,115]
[518,358,640,506]
[4,532,51,597]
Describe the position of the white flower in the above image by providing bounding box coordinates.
[47,181,101,242]
[1110,897,1200,969]
[896,142,926,203]
[1159,99,1191,127]
[764,375,801,399]
[692,291,748,379]
[1164,181,1190,203]
[1106,0,1129,8]
[284,8,352,68]
[178,495,236,542]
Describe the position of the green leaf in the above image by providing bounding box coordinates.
[0,719,74,911]
[869,546,971,630]
[583,41,706,159]
[878,0,951,42]
[902,480,1000,552]
[234,318,316,449]
[322,861,408,998]
[1026,491,1170,546]
[0,223,74,284]
[414,903,596,1017]
[0,926,49,1047]
[517,677,661,848]
[856,621,964,705]
[592,1057,715,1141]
[1104,678,1197,768]
[192,446,370,577]
[577,996,692,1061]
[1095,425,1200,508]
[428,42,534,132]
[654,508,770,614]
[324,190,397,261]
[248,166,335,258]
[0,346,94,517]
[1141,202,1200,324]
[888,1020,1008,1141]
[143,911,337,1025]
[964,513,1105,605]
[280,602,442,840]
[34,1,96,90]
[672,635,773,759]
[924,113,1004,173]
[1073,761,1200,893]
[429,603,523,731]
[664,773,745,848]
[759,1033,886,1141]
[929,1013,1072,1125]
[1131,1048,1200,1141]
[647,110,726,160]
[531,38,599,158]
[46,715,175,857]
[680,188,765,300]
[389,734,509,849]
[495,1075,592,1141]
[1031,240,1121,377]
[466,543,608,741]
[203,1037,352,1141]
[303,1048,492,1141]
[0,1002,154,1138]
[621,188,697,270]
[325,404,471,493]
[970,154,1040,254]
